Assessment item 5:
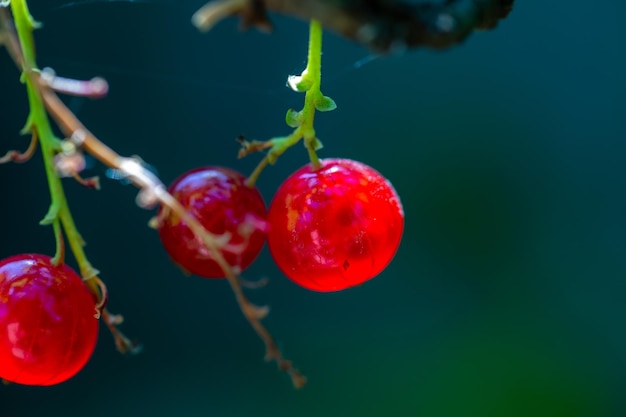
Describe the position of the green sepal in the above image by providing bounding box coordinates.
[20,114,34,134]
[285,109,302,128]
[39,203,59,225]
[315,95,337,112]
[309,137,323,151]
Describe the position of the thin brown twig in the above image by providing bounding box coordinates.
[0,6,306,388]
[71,172,101,189]
[0,131,38,163]
[101,309,141,355]
[40,68,109,99]
[192,0,272,32]
[0,7,23,68]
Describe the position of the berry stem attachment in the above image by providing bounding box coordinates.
[243,18,335,187]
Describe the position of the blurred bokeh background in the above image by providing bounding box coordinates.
[1,1,625,416]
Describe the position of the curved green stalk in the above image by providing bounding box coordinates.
[246,19,336,186]
[11,0,100,285]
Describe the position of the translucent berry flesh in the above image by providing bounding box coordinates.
[0,254,99,386]
[158,166,268,278]
[268,158,404,292]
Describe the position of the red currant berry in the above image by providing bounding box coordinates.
[268,158,404,292]
[158,166,268,278]
[0,254,99,386]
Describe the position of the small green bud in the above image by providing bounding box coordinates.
[39,205,59,225]
[287,72,311,92]
[315,95,337,112]
[285,109,302,128]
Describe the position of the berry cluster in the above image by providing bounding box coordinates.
[0,1,409,387]
[156,158,404,291]
[0,158,403,386]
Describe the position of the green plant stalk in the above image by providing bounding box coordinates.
[11,0,101,289]
[246,19,329,186]
[267,19,325,164]
[300,18,323,168]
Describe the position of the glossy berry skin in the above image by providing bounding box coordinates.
[158,166,268,278]
[268,158,404,292]
[0,254,99,386]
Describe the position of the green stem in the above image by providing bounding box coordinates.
[8,0,36,67]
[246,19,328,185]
[11,0,100,287]
[51,219,64,265]
[300,19,322,169]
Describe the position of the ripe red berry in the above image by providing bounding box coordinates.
[158,166,268,278]
[0,254,99,386]
[268,158,404,292]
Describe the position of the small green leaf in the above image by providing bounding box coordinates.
[285,109,302,128]
[315,95,337,112]
[39,204,59,225]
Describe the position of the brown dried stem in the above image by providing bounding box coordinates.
[0,7,305,388]
[102,309,141,355]
[0,131,38,163]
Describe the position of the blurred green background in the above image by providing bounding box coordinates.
[1,1,625,416]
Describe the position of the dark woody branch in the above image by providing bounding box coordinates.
[193,0,515,51]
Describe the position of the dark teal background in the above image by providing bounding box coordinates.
[1,1,626,416]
